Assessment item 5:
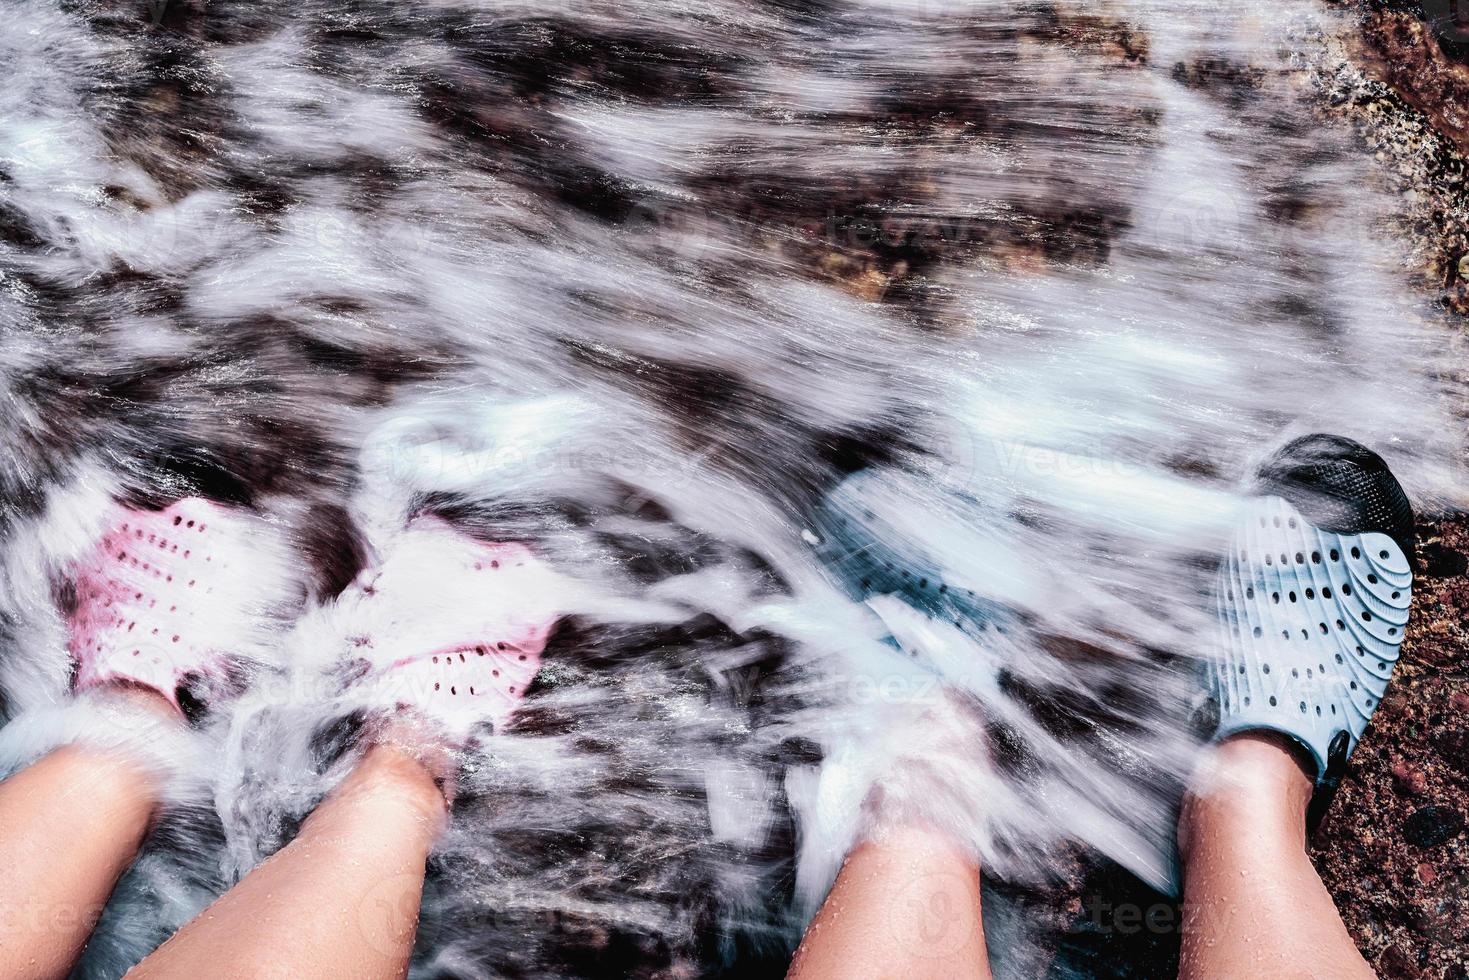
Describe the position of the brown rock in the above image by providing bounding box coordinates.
[1379,943,1424,979]
[1393,760,1429,796]
[1357,13,1469,158]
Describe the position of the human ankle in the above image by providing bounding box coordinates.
[342,740,453,822]
[1178,732,1315,860]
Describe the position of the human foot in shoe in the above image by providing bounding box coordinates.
[66,497,298,715]
[1163,434,1417,898]
[328,515,561,746]
[1202,433,1414,796]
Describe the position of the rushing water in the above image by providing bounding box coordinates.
[1,1,1465,977]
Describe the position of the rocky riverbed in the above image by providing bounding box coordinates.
[1301,8,1469,977]
[1031,6,1469,978]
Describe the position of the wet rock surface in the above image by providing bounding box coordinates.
[1031,8,1469,975]
[1044,519,1469,979]
[1269,8,1469,972]
[1314,516,1469,979]
[1317,2,1469,314]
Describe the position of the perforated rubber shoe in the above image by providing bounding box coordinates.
[1204,434,1415,788]
[330,516,559,744]
[67,497,294,711]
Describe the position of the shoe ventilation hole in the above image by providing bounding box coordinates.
[1269,696,1278,706]
[1311,551,1321,563]
[1246,586,1255,599]
[1288,592,1297,603]
[1263,663,1271,674]
[434,682,440,691]
[1336,619,1345,631]
[1244,696,1252,705]
[1351,547,1360,559]
[1295,553,1304,564]
[1291,668,1299,678]
[1299,702,1307,713]
[1350,681,1357,690]
[1315,705,1322,716]
[1368,574,1378,584]
[1362,611,1372,622]
[1342,584,1351,596]
[1239,665,1247,674]
[1392,591,1401,600]
[1272,592,1280,604]
[1366,697,1374,707]
[1330,549,1340,561]
[1305,588,1315,599]
[1319,623,1328,635]
[1266,555,1273,566]
[1323,587,1332,599]
[1280,553,1288,564]
[1331,704,1337,714]
[1253,627,1262,638]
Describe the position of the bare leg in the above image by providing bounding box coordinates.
[787,822,992,980]
[129,739,447,980]
[1177,733,1373,980]
[0,687,177,980]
